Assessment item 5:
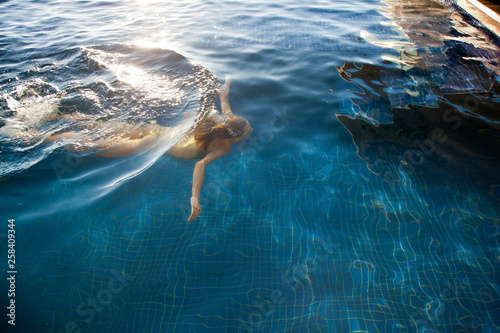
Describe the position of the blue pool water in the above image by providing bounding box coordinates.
[1,0,500,332]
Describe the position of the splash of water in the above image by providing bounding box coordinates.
[0,44,219,179]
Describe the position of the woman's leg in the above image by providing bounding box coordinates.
[45,120,163,157]
[98,134,158,158]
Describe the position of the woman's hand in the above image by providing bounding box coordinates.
[188,196,201,221]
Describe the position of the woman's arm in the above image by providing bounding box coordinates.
[188,145,232,221]
[219,76,232,115]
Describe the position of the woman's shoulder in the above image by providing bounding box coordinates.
[207,137,231,153]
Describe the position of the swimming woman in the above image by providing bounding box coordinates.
[64,76,252,221]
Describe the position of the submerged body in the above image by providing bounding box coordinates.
[167,133,204,159]
[97,120,205,159]
[49,76,252,221]
[99,77,251,162]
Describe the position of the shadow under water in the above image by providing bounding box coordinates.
[336,0,500,206]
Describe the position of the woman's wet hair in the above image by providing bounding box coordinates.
[195,115,247,156]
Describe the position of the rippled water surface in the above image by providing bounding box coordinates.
[1,0,500,332]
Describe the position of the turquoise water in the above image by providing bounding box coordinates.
[1,0,500,332]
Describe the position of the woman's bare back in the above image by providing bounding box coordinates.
[166,134,202,159]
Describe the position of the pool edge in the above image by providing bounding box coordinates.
[455,0,500,36]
